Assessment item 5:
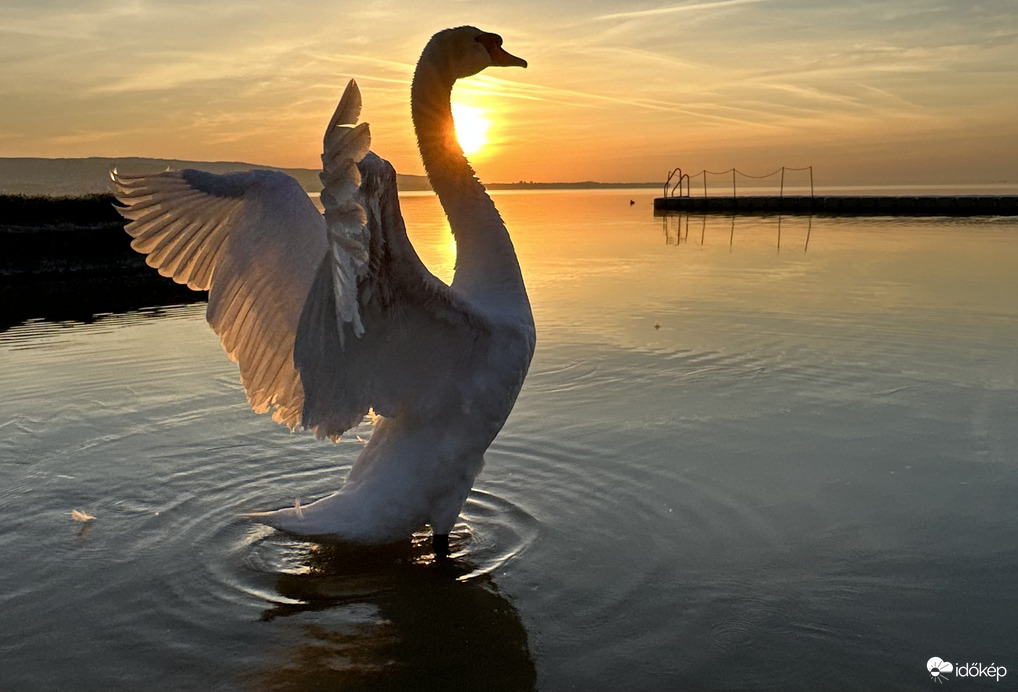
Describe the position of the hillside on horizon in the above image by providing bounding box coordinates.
[0,157,433,197]
[0,157,660,197]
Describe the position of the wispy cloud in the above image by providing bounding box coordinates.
[593,0,767,22]
[2,0,1016,183]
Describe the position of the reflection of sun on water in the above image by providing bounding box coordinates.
[451,102,489,156]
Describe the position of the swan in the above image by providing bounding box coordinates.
[112,27,534,551]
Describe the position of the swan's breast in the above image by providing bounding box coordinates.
[455,320,535,437]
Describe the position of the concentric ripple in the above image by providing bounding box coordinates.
[158,486,542,627]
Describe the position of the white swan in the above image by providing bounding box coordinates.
[112,27,534,549]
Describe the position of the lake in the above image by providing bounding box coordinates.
[1,189,1016,690]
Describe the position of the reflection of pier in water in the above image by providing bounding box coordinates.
[660,212,813,253]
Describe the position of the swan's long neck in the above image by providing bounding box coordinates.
[412,60,529,315]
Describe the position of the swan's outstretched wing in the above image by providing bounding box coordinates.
[115,80,497,440]
[113,165,328,430]
[112,81,373,431]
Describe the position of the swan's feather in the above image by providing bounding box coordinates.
[70,509,95,522]
[319,82,372,342]
[292,80,498,440]
[113,167,328,429]
[113,79,494,441]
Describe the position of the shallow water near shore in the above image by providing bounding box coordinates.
[2,189,1017,690]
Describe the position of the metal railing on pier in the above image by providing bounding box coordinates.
[664,166,814,200]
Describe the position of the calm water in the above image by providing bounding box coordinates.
[2,190,1017,691]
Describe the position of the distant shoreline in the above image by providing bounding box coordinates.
[488,181,660,190]
[0,156,663,197]
[2,157,1012,198]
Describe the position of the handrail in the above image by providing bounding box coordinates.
[664,168,691,198]
[664,166,814,200]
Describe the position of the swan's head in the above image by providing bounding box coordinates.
[423,26,527,81]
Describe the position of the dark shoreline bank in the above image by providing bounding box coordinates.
[0,194,204,330]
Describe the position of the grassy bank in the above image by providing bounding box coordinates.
[0,193,122,227]
[0,194,204,329]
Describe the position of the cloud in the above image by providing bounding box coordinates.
[593,0,767,22]
[2,0,1016,182]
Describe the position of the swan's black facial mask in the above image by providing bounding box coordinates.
[475,33,528,68]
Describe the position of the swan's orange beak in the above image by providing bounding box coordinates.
[477,33,528,68]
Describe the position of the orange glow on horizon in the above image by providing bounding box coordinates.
[2,3,1016,187]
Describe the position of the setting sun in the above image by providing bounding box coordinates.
[451,102,489,156]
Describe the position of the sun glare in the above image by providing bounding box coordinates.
[451,102,489,156]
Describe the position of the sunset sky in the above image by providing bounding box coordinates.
[2,0,1016,185]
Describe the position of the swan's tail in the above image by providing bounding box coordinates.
[241,492,352,540]
[242,503,313,537]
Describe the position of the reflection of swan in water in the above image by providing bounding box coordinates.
[112,27,535,549]
[251,539,536,691]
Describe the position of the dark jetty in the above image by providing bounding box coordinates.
[654,195,1018,216]
[0,194,203,330]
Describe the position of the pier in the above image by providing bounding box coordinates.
[656,166,1018,216]
[653,194,1018,216]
